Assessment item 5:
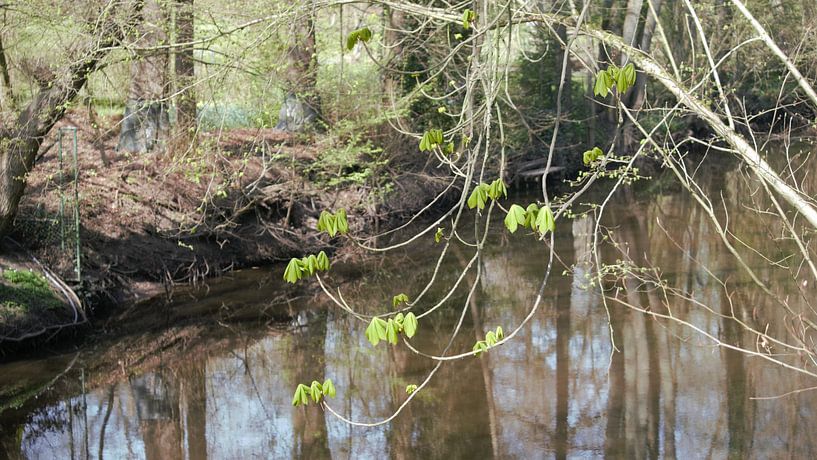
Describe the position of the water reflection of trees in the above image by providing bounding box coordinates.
[7,166,817,457]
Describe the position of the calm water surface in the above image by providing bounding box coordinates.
[1,160,817,459]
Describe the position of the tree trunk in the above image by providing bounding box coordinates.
[598,0,625,125]
[118,0,171,153]
[0,31,15,113]
[620,0,644,65]
[627,0,663,111]
[383,6,405,103]
[276,0,319,132]
[554,24,572,113]
[0,3,142,238]
[174,0,196,146]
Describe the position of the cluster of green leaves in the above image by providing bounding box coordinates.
[503,203,555,236]
[593,63,637,97]
[283,251,331,284]
[292,379,336,407]
[582,146,604,166]
[405,384,418,394]
[346,27,372,50]
[473,326,504,356]
[365,312,419,346]
[418,129,457,155]
[462,9,476,29]
[317,209,349,237]
[467,178,507,210]
[418,129,441,151]
[392,293,410,307]
[434,227,445,244]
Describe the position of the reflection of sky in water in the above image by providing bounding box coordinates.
[6,167,817,458]
[324,314,390,459]
[206,335,295,459]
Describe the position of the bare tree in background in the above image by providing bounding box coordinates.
[174,0,196,146]
[0,0,143,237]
[118,0,170,153]
[276,0,320,132]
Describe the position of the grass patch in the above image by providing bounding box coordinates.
[0,268,62,315]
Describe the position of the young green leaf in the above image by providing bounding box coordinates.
[467,184,489,210]
[322,379,336,398]
[593,71,609,97]
[467,187,480,209]
[386,318,399,345]
[304,255,318,275]
[435,227,444,243]
[346,27,372,50]
[318,210,336,236]
[462,9,476,29]
[403,312,418,338]
[366,317,388,346]
[583,146,604,165]
[284,258,302,284]
[623,63,636,88]
[430,129,443,145]
[310,380,323,403]
[406,384,418,394]
[374,317,388,340]
[485,330,497,346]
[616,66,629,93]
[472,340,489,356]
[316,251,330,271]
[495,178,507,198]
[420,129,444,151]
[419,133,429,152]
[335,208,348,234]
[504,204,526,233]
[608,65,619,81]
[292,383,309,406]
[394,312,404,328]
[525,203,540,228]
[594,70,610,97]
[534,205,555,236]
[495,326,504,340]
[392,293,410,308]
[487,178,507,200]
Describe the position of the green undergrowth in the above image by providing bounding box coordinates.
[0,268,62,316]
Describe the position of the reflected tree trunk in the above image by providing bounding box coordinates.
[554,266,571,460]
[468,288,500,458]
[722,292,754,459]
[130,371,183,460]
[604,305,626,457]
[180,360,208,460]
[98,385,116,459]
[293,319,330,457]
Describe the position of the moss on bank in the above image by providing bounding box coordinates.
[0,267,66,334]
[1,269,60,311]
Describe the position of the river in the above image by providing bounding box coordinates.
[1,157,816,458]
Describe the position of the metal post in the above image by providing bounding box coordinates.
[72,127,81,282]
[59,126,81,282]
[57,130,65,252]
